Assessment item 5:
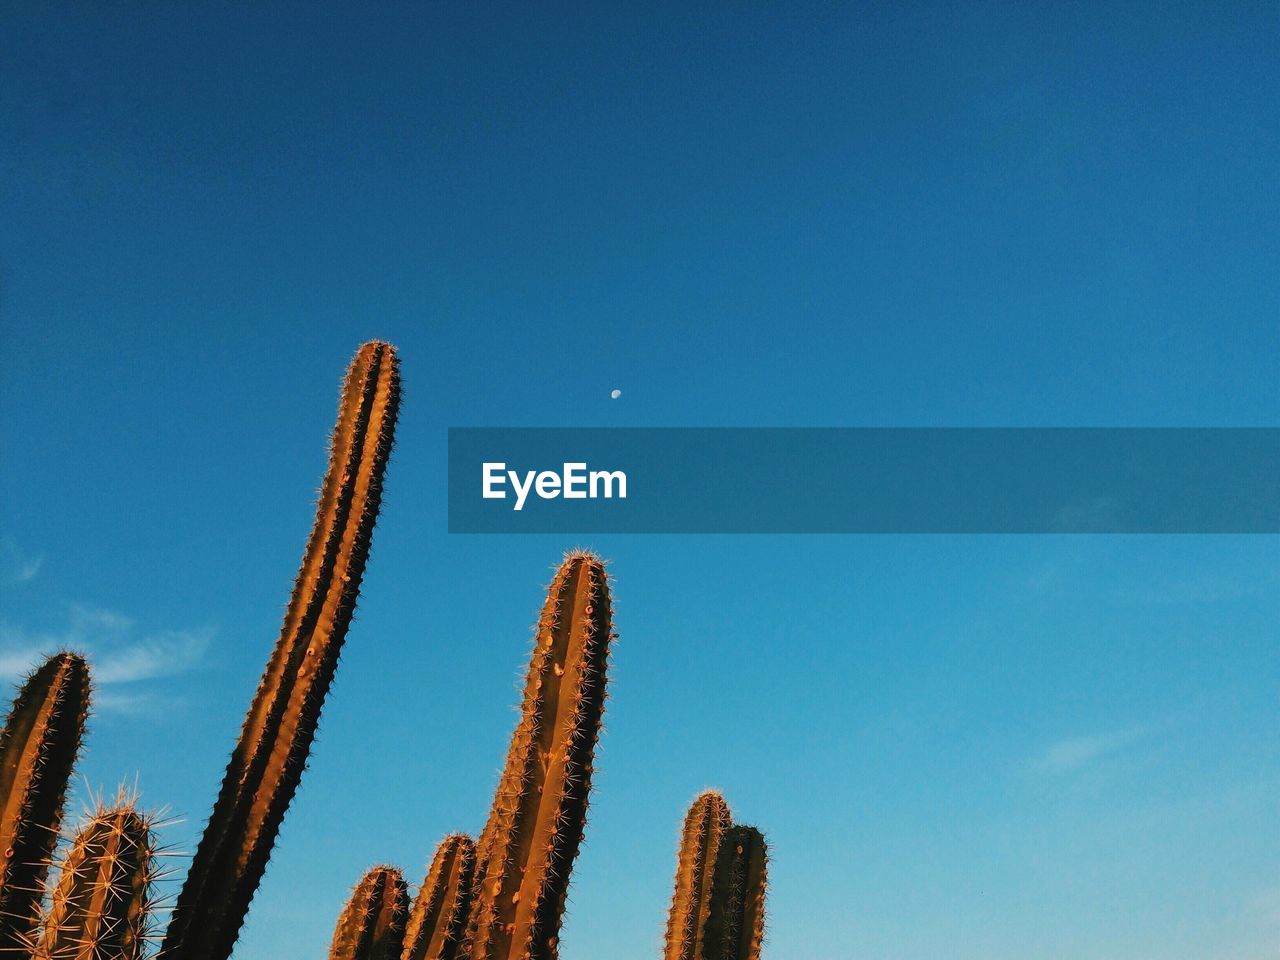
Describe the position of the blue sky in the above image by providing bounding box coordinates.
[1,3,1277,958]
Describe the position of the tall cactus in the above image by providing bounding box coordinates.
[0,652,91,953]
[35,796,159,960]
[404,835,475,960]
[162,341,401,960]
[662,791,732,960]
[330,865,409,960]
[701,826,767,960]
[462,551,614,960]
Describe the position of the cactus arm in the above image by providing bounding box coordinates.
[464,551,614,960]
[702,826,768,960]
[0,652,91,952]
[330,865,409,960]
[403,834,475,960]
[662,791,732,960]
[161,342,400,960]
[35,799,158,960]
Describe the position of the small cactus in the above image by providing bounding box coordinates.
[162,341,401,960]
[702,826,767,960]
[330,865,409,960]
[662,791,732,960]
[403,835,475,960]
[34,794,161,960]
[0,652,91,953]
[462,551,614,960]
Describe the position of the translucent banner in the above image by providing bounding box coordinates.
[447,428,1279,533]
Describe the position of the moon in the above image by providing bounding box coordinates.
[610,389,622,399]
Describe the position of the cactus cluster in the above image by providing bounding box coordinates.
[325,550,772,960]
[319,550,615,960]
[0,341,771,960]
[663,793,768,960]
[0,342,401,960]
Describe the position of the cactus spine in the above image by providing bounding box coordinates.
[701,826,767,960]
[0,652,91,953]
[162,341,401,960]
[404,835,475,960]
[662,791,732,960]
[34,797,160,960]
[463,551,613,960]
[330,866,409,960]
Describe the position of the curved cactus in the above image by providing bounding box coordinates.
[702,826,767,960]
[35,796,160,960]
[463,551,614,960]
[330,865,409,960]
[404,835,475,960]
[162,341,401,960]
[662,791,732,960]
[0,652,91,953]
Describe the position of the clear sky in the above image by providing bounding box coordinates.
[1,3,1277,958]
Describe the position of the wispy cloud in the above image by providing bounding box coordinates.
[92,690,188,716]
[1030,726,1148,776]
[0,538,43,585]
[0,605,212,714]
[93,629,211,684]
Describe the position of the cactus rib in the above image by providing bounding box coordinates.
[0,652,91,953]
[330,865,409,960]
[161,341,400,960]
[661,791,732,960]
[34,795,160,960]
[463,551,614,960]
[403,834,475,960]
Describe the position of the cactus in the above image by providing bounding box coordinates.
[0,652,91,953]
[462,551,614,960]
[661,791,732,960]
[330,865,409,960]
[34,795,160,960]
[162,341,401,960]
[403,835,475,960]
[701,826,767,960]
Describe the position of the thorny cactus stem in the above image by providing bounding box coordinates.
[463,551,614,960]
[403,835,475,960]
[702,825,768,960]
[35,794,161,960]
[0,652,91,954]
[330,865,409,960]
[162,341,400,960]
[662,791,732,960]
